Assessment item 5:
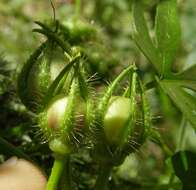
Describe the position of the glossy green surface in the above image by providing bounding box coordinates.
[104,96,131,145]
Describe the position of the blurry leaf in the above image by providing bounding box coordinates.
[164,64,196,92]
[150,183,181,190]
[159,79,196,128]
[175,64,196,81]
[0,137,31,161]
[131,0,162,74]
[157,85,177,119]
[172,151,196,190]
[155,0,181,76]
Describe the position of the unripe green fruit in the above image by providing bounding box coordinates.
[39,95,86,155]
[91,66,150,166]
[47,97,68,130]
[103,96,131,145]
[46,96,86,129]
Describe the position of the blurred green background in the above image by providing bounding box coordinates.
[0,0,196,189]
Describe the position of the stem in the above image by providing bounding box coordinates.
[75,0,81,21]
[61,155,72,190]
[149,130,172,157]
[168,117,186,186]
[176,117,186,151]
[168,173,175,187]
[95,164,113,190]
[46,154,70,190]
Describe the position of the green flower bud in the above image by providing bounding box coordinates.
[103,96,132,145]
[39,92,86,155]
[91,65,150,165]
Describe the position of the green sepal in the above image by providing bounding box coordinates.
[33,21,71,54]
[39,79,80,155]
[121,72,150,154]
[91,65,136,165]
[17,42,48,113]
[119,71,137,147]
[60,79,78,134]
[92,65,135,147]
[76,63,94,131]
[98,65,135,123]
[92,65,150,166]
[43,53,81,107]
[49,138,72,155]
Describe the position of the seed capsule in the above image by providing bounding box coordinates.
[39,92,86,155]
[104,96,132,145]
[91,65,150,165]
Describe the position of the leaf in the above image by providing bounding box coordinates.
[0,137,31,161]
[169,64,196,91]
[172,151,196,190]
[151,183,181,190]
[175,64,196,81]
[131,0,162,74]
[155,0,181,76]
[159,79,196,128]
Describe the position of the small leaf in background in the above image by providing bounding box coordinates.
[172,151,196,190]
[131,0,162,74]
[174,64,196,81]
[171,64,196,91]
[159,79,196,128]
[155,0,181,76]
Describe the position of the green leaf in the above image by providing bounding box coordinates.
[174,64,196,80]
[172,151,196,190]
[150,183,181,190]
[0,137,31,161]
[155,0,181,76]
[159,79,196,128]
[169,64,196,91]
[131,0,162,74]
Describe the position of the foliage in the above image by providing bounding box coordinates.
[0,0,196,190]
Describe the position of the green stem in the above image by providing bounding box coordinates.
[95,164,113,190]
[75,0,81,21]
[176,117,186,151]
[168,117,187,186]
[149,131,173,157]
[46,154,70,190]
[61,155,72,190]
[168,173,175,187]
